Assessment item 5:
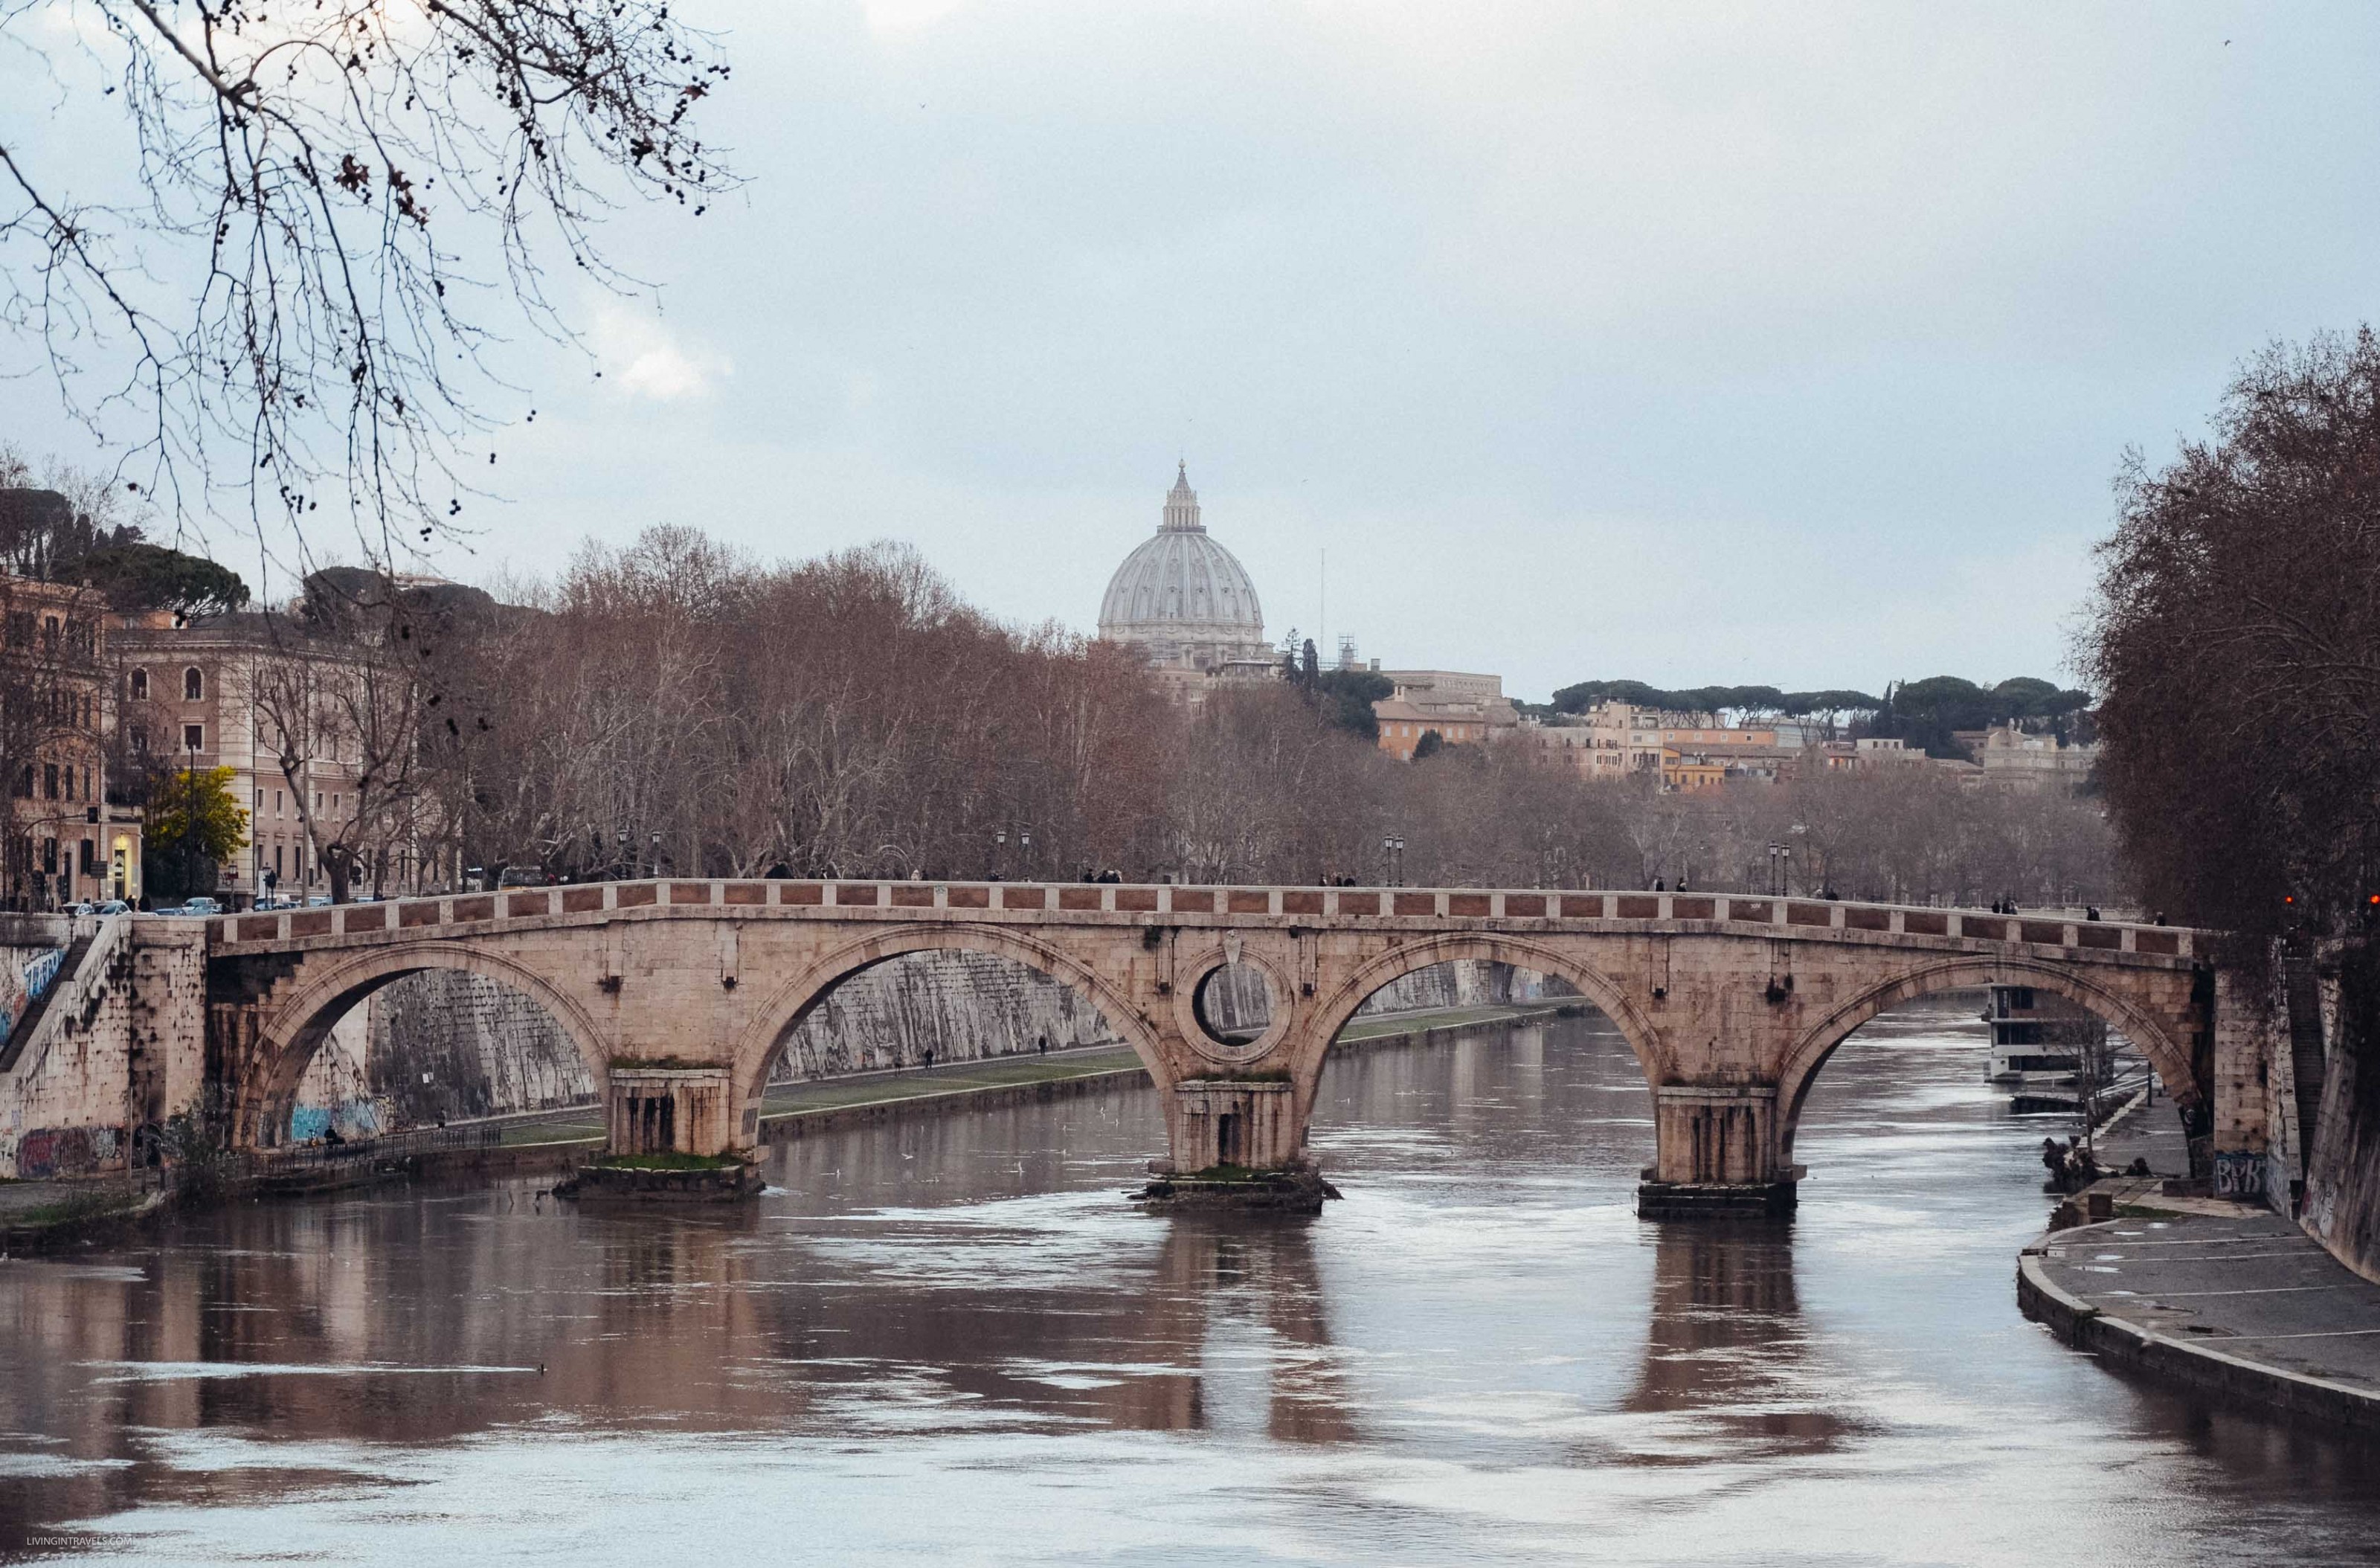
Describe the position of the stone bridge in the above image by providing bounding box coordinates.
[202,878,2253,1213]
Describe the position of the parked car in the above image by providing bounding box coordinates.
[178,896,223,917]
[306,894,332,907]
[95,900,129,916]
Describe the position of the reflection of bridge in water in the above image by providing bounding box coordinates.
[201,878,2257,1211]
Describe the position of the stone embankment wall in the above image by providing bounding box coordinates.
[2302,962,2380,1284]
[289,954,1555,1133]
[0,918,205,1179]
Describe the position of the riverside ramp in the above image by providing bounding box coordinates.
[2020,1212,2380,1436]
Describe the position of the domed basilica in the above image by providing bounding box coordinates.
[1097,463,1274,686]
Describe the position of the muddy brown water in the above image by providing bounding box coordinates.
[1,996,2375,1564]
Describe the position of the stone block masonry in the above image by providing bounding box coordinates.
[0,916,203,1179]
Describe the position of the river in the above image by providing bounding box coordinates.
[1,997,2376,1564]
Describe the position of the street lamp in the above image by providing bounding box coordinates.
[1382,833,1406,887]
[992,824,1035,880]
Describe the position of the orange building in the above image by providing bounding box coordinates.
[1371,671,1518,761]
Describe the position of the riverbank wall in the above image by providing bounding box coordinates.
[283,954,1553,1138]
[0,916,205,1180]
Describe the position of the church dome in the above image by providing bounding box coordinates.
[1097,463,1268,669]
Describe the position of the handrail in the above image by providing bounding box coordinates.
[0,913,128,1076]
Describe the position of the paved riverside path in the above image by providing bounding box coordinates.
[2026,1212,2380,1428]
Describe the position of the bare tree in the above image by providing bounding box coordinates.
[248,617,425,901]
[0,1,733,562]
[2086,328,2380,939]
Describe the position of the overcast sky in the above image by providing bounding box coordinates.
[10,1,2379,701]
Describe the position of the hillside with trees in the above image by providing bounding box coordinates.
[1548,672,2093,757]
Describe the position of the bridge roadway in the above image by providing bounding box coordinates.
[203,879,2236,1215]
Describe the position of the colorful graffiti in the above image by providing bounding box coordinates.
[15,1125,122,1180]
[289,1099,386,1143]
[0,947,65,1053]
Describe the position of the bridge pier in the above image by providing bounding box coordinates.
[605,1066,741,1159]
[1636,1085,1799,1218]
[1162,1079,1306,1174]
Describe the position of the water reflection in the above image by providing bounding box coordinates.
[1618,1222,1859,1463]
[1,1001,2377,1564]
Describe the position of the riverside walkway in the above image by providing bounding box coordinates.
[2022,1212,2380,1433]
[2017,1087,2380,1433]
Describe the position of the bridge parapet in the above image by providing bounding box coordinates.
[206,880,2202,963]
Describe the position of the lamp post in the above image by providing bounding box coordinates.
[649,832,663,877]
[992,824,1035,880]
[1382,833,1405,887]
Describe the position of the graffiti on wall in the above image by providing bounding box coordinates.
[14,1124,122,1179]
[0,947,64,1052]
[288,1099,385,1143]
[2213,1149,2266,1200]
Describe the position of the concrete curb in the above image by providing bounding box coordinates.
[2016,1222,2380,1436]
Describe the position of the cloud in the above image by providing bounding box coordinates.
[861,0,970,36]
[589,299,731,402]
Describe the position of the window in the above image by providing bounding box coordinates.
[182,724,204,753]
[129,725,147,755]
[274,844,285,879]
[183,666,204,701]
[274,789,283,817]
[130,668,148,701]
[254,789,263,811]
[41,616,59,649]
[42,763,58,800]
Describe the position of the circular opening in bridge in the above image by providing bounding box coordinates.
[1193,962,1273,1048]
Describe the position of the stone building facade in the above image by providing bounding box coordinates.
[0,573,123,907]
[112,600,433,907]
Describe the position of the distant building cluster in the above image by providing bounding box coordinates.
[0,486,460,910]
[1088,464,2104,794]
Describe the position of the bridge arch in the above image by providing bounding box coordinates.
[239,941,613,1148]
[1772,956,2200,1169]
[1296,934,1663,1108]
[730,924,1171,1111]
